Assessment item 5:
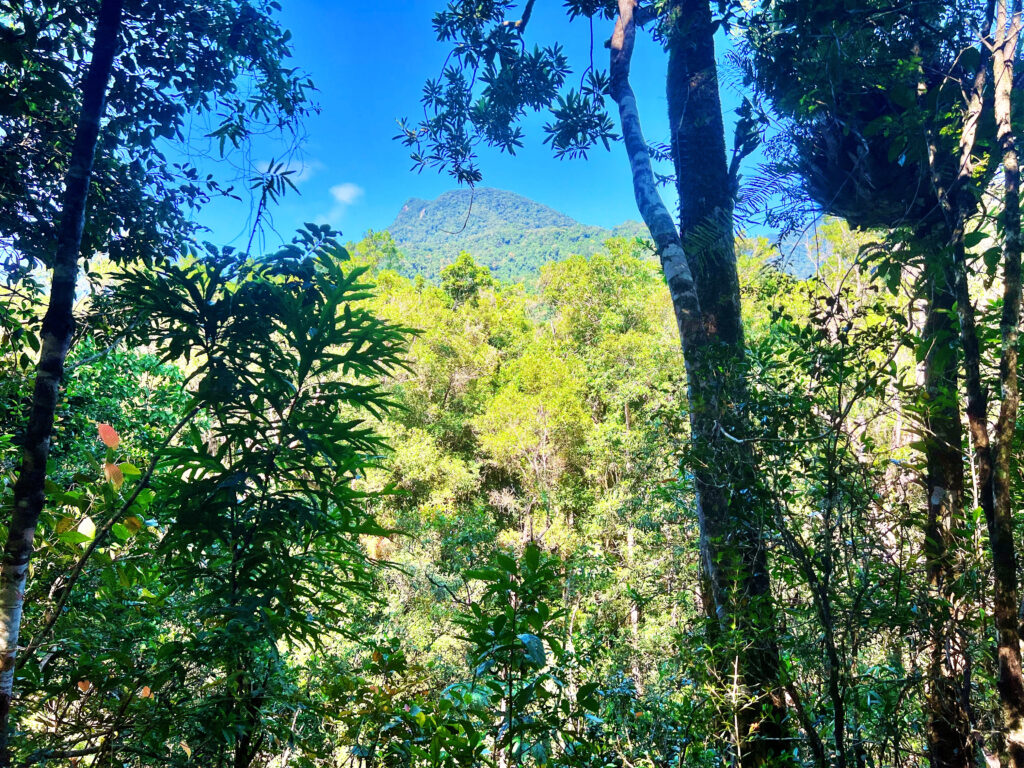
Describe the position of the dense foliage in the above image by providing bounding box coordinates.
[2,225,952,765]
[4,0,1024,766]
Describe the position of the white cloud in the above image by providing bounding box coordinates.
[317,182,365,225]
[330,183,364,205]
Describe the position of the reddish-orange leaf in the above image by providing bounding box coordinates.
[97,423,120,449]
[104,463,124,490]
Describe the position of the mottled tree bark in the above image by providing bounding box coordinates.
[0,0,123,760]
[609,2,790,764]
[666,2,789,765]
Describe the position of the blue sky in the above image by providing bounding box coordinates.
[193,1,750,250]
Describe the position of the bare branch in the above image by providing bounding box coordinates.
[501,0,536,33]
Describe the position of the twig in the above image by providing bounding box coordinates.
[66,315,142,371]
[501,0,536,33]
[427,574,471,607]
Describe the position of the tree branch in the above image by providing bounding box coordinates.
[502,0,536,33]
[67,315,142,371]
[20,747,103,766]
[607,0,705,354]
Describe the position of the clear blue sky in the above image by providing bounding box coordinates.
[193,1,750,250]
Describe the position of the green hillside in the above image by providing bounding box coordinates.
[388,187,649,281]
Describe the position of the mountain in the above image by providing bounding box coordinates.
[387,188,648,281]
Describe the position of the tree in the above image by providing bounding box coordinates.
[441,251,499,306]
[106,229,406,763]
[0,0,309,757]
[746,0,1024,762]
[0,0,309,276]
[0,3,124,759]
[401,2,791,761]
[350,229,406,274]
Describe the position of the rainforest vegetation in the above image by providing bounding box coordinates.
[2,1,1024,767]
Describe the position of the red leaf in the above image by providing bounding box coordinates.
[97,423,120,449]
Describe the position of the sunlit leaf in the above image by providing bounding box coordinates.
[104,462,124,490]
[97,423,121,449]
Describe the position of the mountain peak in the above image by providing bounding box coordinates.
[387,188,646,281]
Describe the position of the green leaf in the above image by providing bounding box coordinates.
[963,230,987,248]
[518,633,546,667]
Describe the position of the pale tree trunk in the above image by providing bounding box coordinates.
[0,0,123,760]
[989,1,1024,763]
[625,525,643,692]
[608,2,790,764]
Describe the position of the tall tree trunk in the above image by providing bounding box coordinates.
[608,2,789,764]
[666,2,788,765]
[989,1,1024,762]
[917,7,998,762]
[921,252,973,768]
[0,0,123,760]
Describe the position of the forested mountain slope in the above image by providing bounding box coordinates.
[387,188,648,280]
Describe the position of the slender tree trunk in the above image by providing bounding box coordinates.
[989,2,1024,763]
[916,8,1000,762]
[0,0,123,760]
[920,252,973,768]
[949,233,998,767]
[780,517,847,768]
[626,525,644,692]
[608,2,789,764]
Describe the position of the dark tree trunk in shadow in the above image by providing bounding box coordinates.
[920,250,973,768]
[989,2,1024,762]
[0,0,124,760]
